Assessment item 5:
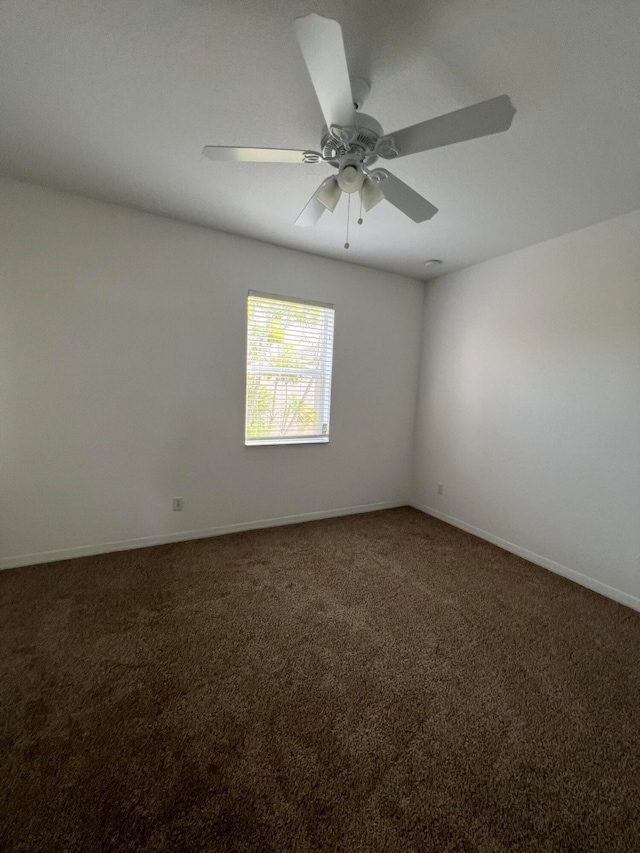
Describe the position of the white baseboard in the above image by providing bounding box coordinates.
[0,501,406,571]
[410,501,640,614]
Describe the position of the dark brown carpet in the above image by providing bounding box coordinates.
[1,507,639,852]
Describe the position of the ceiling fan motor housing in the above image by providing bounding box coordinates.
[320,113,383,168]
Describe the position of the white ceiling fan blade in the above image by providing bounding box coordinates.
[294,13,355,130]
[202,146,321,164]
[295,194,326,227]
[359,177,384,212]
[295,178,341,226]
[371,170,438,223]
[382,95,516,159]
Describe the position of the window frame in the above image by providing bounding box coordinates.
[244,290,335,447]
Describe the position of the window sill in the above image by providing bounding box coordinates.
[245,436,330,447]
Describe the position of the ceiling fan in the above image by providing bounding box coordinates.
[202,13,516,229]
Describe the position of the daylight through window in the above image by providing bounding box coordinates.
[245,291,334,445]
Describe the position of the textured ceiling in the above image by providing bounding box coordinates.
[1,0,639,280]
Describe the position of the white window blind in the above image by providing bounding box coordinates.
[245,291,334,445]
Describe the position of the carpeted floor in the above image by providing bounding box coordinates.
[1,508,639,852]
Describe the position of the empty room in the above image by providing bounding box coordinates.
[1,1,639,850]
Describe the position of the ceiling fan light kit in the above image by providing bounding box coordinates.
[315,177,341,212]
[202,12,516,245]
[337,161,365,193]
[360,177,385,213]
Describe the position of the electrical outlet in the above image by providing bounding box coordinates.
[173,496,184,512]
[437,484,444,496]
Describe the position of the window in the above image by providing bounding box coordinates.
[245,291,334,445]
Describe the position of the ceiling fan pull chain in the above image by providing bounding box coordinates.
[344,194,350,249]
[358,193,363,225]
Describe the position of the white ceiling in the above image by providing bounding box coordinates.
[1,0,639,280]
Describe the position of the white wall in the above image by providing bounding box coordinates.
[412,209,640,610]
[0,178,423,567]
